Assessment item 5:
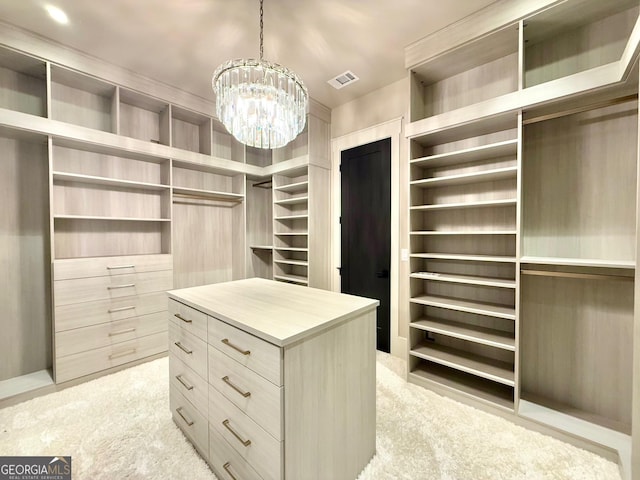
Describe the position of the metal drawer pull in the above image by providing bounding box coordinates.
[108,327,136,336]
[109,348,136,359]
[106,264,135,270]
[221,338,250,356]
[222,462,238,480]
[107,284,135,290]
[222,419,251,446]
[174,342,193,354]
[176,407,194,426]
[222,376,251,398]
[174,313,192,324]
[108,305,135,313]
[176,374,194,391]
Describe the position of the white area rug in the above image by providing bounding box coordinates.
[0,354,622,479]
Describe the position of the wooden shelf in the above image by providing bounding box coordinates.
[274,259,309,267]
[275,232,309,236]
[411,199,517,211]
[411,253,516,263]
[411,318,515,350]
[52,171,169,191]
[54,215,171,222]
[411,341,514,386]
[274,215,309,220]
[520,256,635,270]
[250,245,273,250]
[410,167,517,188]
[0,369,53,401]
[273,274,309,285]
[274,181,308,193]
[409,364,513,410]
[411,139,518,168]
[411,230,516,236]
[411,294,515,320]
[410,272,515,289]
[173,186,244,202]
[275,196,309,205]
[274,247,309,252]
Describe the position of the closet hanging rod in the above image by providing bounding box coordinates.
[172,192,242,202]
[521,269,633,282]
[253,179,272,189]
[522,94,638,125]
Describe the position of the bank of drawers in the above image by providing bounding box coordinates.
[53,254,172,384]
[168,298,284,480]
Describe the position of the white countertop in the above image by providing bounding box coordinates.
[168,278,379,347]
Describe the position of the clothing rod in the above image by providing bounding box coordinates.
[253,179,273,189]
[521,269,633,282]
[172,192,242,202]
[522,94,638,125]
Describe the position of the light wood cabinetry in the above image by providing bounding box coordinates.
[168,278,378,480]
[406,1,640,477]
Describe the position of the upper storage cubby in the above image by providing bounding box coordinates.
[50,65,117,133]
[524,0,639,87]
[212,118,244,162]
[118,88,170,145]
[171,105,212,155]
[409,25,519,122]
[0,47,47,117]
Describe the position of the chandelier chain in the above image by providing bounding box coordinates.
[259,0,264,60]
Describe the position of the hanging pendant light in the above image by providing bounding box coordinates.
[212,0,308,149]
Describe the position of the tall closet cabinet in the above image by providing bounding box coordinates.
[0,29,330,406]
[405,0,640,477]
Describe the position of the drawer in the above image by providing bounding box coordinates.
[210,425,263,480]
[209,316,282,386]
[56,311,167,357]
[170,387,208,458]
[54,270,173,306]
[209,345,282,441]
[209,385,282,480]
[55,331,167,383]
[169,321,207,380]
[54,254,173,280]
[169,299,207,341]
[55,292,168,332]
[169,355,208,415]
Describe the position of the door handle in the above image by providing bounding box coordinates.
[376,270,389,278]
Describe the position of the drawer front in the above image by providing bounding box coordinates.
[169,321,207,380]
[208,316,282,386]
[169,299,207,342]
[55,331,167,384]
[209,345,282,441]
[54,270,173,306]
[169,355,208,416]
[170,388,208,458]
[209,425,263,480]
[55,292,168,332]
[56,311,167,357]
[54,254,173,280]
[209,385,282,480]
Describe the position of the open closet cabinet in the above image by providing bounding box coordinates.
[406,0,640,477]
[0,33,331,406]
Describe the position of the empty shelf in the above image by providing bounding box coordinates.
[411,295,515,320]
[411,230,516,236]
[54,215,171,222]
[411,253,516,263]
[274,232,309,236]
[274,196,309,205]
[274,181,308,193]
[410,272,515,289]
[173,186,244,201]
[410,342,515,386]
[273,274,309,285]
[274,247,309,252]
[411,318,515,350]
[410,166,517,188]
[411,139,518,168]
[274,215,309,220]
[274,259,308,266]
[411,199,517,211]
[250,245,273,250]
[520,256,635,269]
[53,172,170,191]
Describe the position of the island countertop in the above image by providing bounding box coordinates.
[167,277,379,347]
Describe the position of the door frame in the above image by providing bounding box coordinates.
[331,117,404,356]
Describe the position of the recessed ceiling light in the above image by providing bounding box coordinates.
[45,5,69,25]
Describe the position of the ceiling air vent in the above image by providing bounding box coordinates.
[328,70,359,90]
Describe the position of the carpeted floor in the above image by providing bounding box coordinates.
[0,354,622,479]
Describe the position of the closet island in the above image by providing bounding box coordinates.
[167,277,378,480]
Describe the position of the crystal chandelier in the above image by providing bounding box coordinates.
[212,0,308,149]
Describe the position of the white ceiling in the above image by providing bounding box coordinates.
[0,0,498,109]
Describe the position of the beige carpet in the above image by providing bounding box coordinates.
[0,354,621,480]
